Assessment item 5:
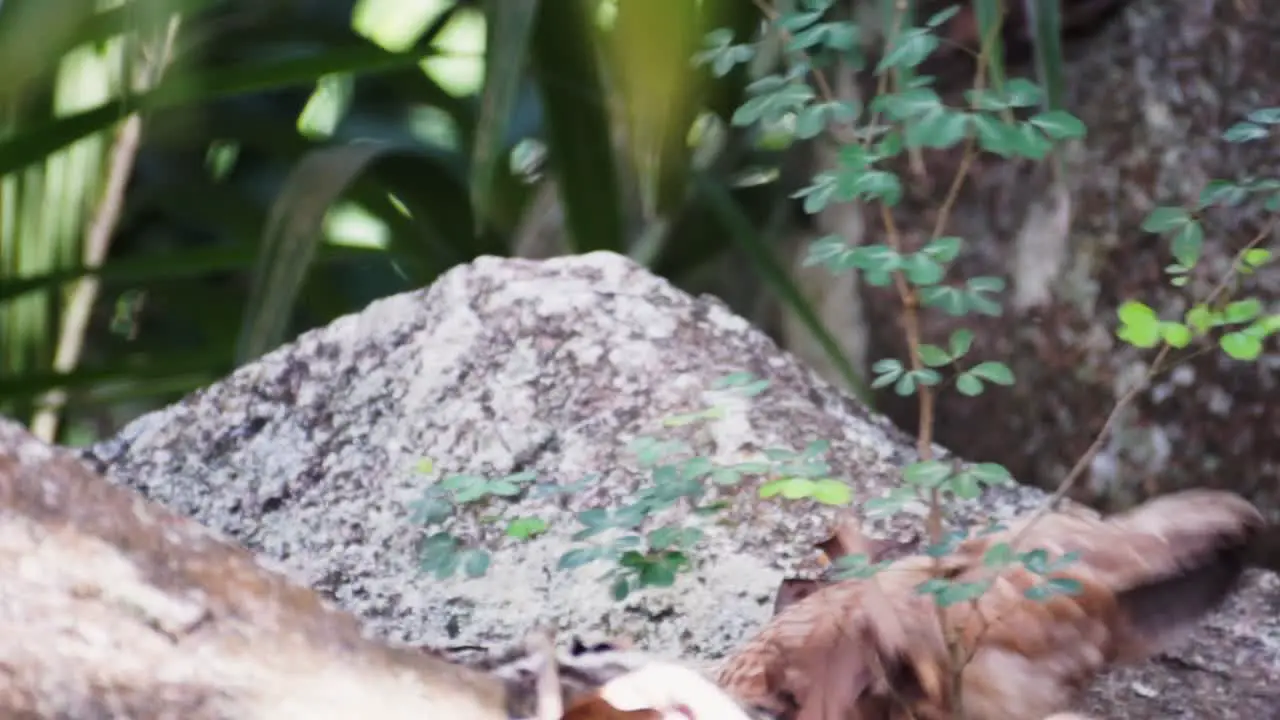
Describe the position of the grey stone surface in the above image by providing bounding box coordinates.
[82,251,1278,716]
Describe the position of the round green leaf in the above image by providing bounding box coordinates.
[506,516,549,540]
[966,293,1003,317]
[872,357,904,373]
[1012,123,1053,159]
[647,526,678,550]
[434,550,460,580]
[611,576,632,601]
[971,462,1013,485]
[903,254,945,285]
[1258,314,1280,335]
[955,372,983,396]
[1220,332,1263,360]
[850,244,903,272]
[1243,248,1273,268]
[1185,304,1217,333]
[463,549,491,578]
[811,479,853,506]
[905,109,971,150]
[802,438,831,457]
[1117,300,1157,325]
[920,286,968,316]
[949,328,975,357]
[893,372,917,396]
[487,480,522,496]
[1001,79,1044,107]
[917,344,951,367]
[804,235,852,267]
[971,114,1022,156]
[780,478,816,499]
[758,479,785,498]
[1247,107,1280,124]
[1140,206,1190,233]
[1171,221,1205,268]
[640,561,677,588]
[903,460,951,488]
[913,368,942,386]
[612,535,643,550]
[969,361,1014,385]
[1029,110,1086,140]
[923,236,963,262]
[949,473,981,499]
[875,29,940,74]
[1224,298,1263,324]
[1117,300,1161,347]
[795,104,830,139]
[1160,323,1192,348]
[442,474,483,491]
[793,173,838,213]
[558,547,601,570]
[413,497,455,526]
[618,550,647,569]
[876,87,942,118]
[967,276,1006,292]
[1198,179,1248,209]
[1118,324,1160,348]
[851,170,903,206]
[1222,122,1269,143]
[711,468,743,486]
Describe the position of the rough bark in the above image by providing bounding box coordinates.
[0,420,508,719]
[76,251,1277,718]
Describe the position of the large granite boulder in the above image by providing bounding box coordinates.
[76,251,1278,717]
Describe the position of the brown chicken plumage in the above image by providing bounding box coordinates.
[717,490,1264,720]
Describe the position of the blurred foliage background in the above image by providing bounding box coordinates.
[0,0,1084,446]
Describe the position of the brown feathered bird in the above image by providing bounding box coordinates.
[717,490,1264,720]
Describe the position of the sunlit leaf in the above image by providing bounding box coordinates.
[470,0,540,234]
[529,0,625,253]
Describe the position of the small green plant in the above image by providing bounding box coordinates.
[408,368,865,599]
[550,371,863,600]
[409,465,547,579]
[1125,109,1280,364]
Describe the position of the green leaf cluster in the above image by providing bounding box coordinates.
[418,531,492,580]
[1116,298,1280,361]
